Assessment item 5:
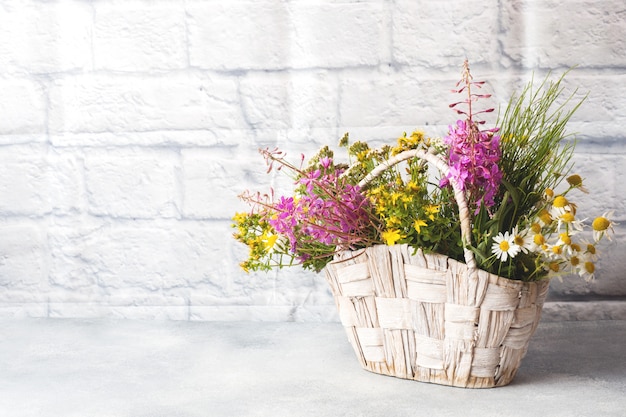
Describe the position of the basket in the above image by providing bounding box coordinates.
[323,149,550,388]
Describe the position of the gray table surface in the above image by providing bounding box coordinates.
[1,318,625,417]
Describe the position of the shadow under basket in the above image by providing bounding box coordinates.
[324,244,550,388]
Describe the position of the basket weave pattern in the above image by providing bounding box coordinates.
[324,244,550,388]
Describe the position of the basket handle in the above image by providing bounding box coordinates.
[356,148,478,278]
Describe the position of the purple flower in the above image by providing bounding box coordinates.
[440,119,502,211]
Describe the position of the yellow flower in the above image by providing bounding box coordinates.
[425,205,440,221]
[410,130,425,143]
[413,219,428,234]
[406,181,420,192]
[381,229,403,245]
[262,233,278,250]
[386,216,401,227]
[232,212,248,224]
[390,192,402,205]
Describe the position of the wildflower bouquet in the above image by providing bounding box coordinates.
[233,61,615,283]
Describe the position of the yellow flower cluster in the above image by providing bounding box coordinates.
[232,212,278,272]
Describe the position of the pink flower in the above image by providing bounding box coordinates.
[440,119,502,211]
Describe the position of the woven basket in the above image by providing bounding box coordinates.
[323,149,550,388]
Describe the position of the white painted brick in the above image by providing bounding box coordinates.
[0,222,49,288]
[188,1,389,70]
[93,2,187,71]
[48,218,236,293]
[0,147,81,216]
[0,1,92,74]
[0,79,46,137]
[84,149,179,218]
[182,148,238,219]
[187,2,291,71]
[287,2,389,69]
[500,0,626,68]
[338,68,455,135]
[48,73,245,134]
[393,0,501,68]
[238,70,339,132]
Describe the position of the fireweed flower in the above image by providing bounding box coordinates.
[440,119,502,211]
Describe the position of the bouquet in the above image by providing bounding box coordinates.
[233,61,616,283]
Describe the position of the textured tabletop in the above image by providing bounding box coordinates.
[1,319,625,417]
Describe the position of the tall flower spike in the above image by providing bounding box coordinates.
[441,60,502,211]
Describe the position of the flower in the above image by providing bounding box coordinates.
[578,260,596,281]
[592,210,617,241]
[382,229,403,245]
[413,219,428,234]
[550,195,572,217]
[233,63,615,281]
[567,174,589,193]
[492,231,521,262]
[513,227,533,254]
[425,205,440,220]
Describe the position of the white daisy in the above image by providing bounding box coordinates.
[491,231,521,262]
[513,226,534,254]
[592,210,617,242]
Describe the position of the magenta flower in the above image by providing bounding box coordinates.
[440,119,502,211]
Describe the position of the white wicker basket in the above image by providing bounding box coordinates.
[323,149,550,388]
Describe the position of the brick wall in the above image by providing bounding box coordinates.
[0,0,624,320]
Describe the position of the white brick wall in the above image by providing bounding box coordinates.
[0,0,624,320]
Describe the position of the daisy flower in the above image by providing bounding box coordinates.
[513,226,533,254]
[566,174,589,193]
[557,211,585,233]
[550,195,573,218]
[492,231,521,262]
[578,259,596,282]
[592,210,617,242]
[581,239,599,261]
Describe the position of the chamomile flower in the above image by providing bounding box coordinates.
[578,259,596,282]
[556,232,577,255]
[567,254,582,274]
[567,174,589,193]
[513,226,533,254]
[581,239,599,261]
[592,210,617,242]
[491,231,521,262]
[550,195,573,218]
[557,211,585,232]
